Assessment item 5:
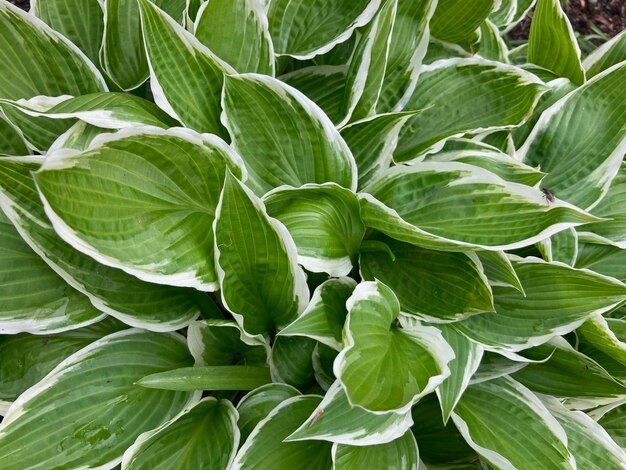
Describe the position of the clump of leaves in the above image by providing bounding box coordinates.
[1,0,626,468]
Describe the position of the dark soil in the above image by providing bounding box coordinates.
[510,0,625,42]
[8,0,29,11]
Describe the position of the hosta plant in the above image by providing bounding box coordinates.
[1,0,626,468]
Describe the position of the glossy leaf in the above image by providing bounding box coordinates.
[0,329,196,469]
[138,365,272,391]
[214,173,309,337]
[335,281,454,412]
[222,73,357,195]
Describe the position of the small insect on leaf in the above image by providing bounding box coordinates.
[308,408,324,427]
[541,187,556,203]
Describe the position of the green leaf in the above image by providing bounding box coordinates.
[451,376,575,469]
[340,112,416,190]
[101,0,186,90]
[331,432,419,470]
[410,393,477,465]
[49,121,114,152]
[4,92,177,129]
[454,258,626,351]
[138,365,272,391]
[341,0,397,124]
[267,0,381,59]
[0,98,74,153]
[0,329,195,469]
[214,173,309,337]
[0,157,207,331]
[395,58,545,161]
[478,19,509,63]
[0,207,104,333]
[546,398,626,470]
[519,63,626,210]
[489,0,517,30]
[510,338,626,401]
[270,336,317,390]
[376,0,437,112]
[233,395,333,469]
[222,73,357,195]
[427,145,543,186]
[584,29,626,79]
[436,324,484,422]
[236,383,301,442]
[0,114,28,155]
[138,0,231,136]
[187,320,268,366]
[360,235,494,322]
[279,278,356,351]
[287,381,413,446]
[579,163,626,248]
[430,0,497,44]
[477,251,524,293]
[579,315,626,368]
[0,1,106,100]
[547,227,579,265]
[280,65,348,125]
[598,401,626,450]
[528,0,584,85]
[32,0,104,65]
[35,127,243,291]
[264,183,364,276]
[0,316,125,401]
[122,397,239,470]
[194,0,274,75]
[360,162,596,251]
[335,281,454,412]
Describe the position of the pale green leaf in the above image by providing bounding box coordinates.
[335,281,454,413]
[478,19,509,63]
[360,235,494,322]
[279,278,356,351]
[584,29,626,79]
[32,0,104,65]
[187,320,268,367]
[139,0,231,136]
[0,316,125,401]
[340,112,416,190]
[360,162,596,251]
[0,329,196,469]
[287,381,413,446]
[477,251,524,293]
[528,0,585,85]
[519,62,626,210]
[214,173,309,337]
[49,121,114,152]
[332,432,419,470]
[511,338,626,401]
[102,0,186,90]
[546,399,626,470]
[436,325,484,422]
[35,127,244,291]
[376,0,437,112]
[138,365,272,391]
[598,401,626,450]
[236,383,301,442]
[267,0,381,59]
[122,398,239,470]
[222,73,357,195]
[341,0,397,124]
[0,1,106,100]
[233,395,333,469]
[548,227,578,265]
[454,257,626,351]
[451,376,575,470]
[0,157,211,331]
[0,207,104,334]
[264,183,364,276]
[194,0,274,75]
[579,315,626,368]
[430,0,497,44]
[395,58,545,161]
[489,0,517,30]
